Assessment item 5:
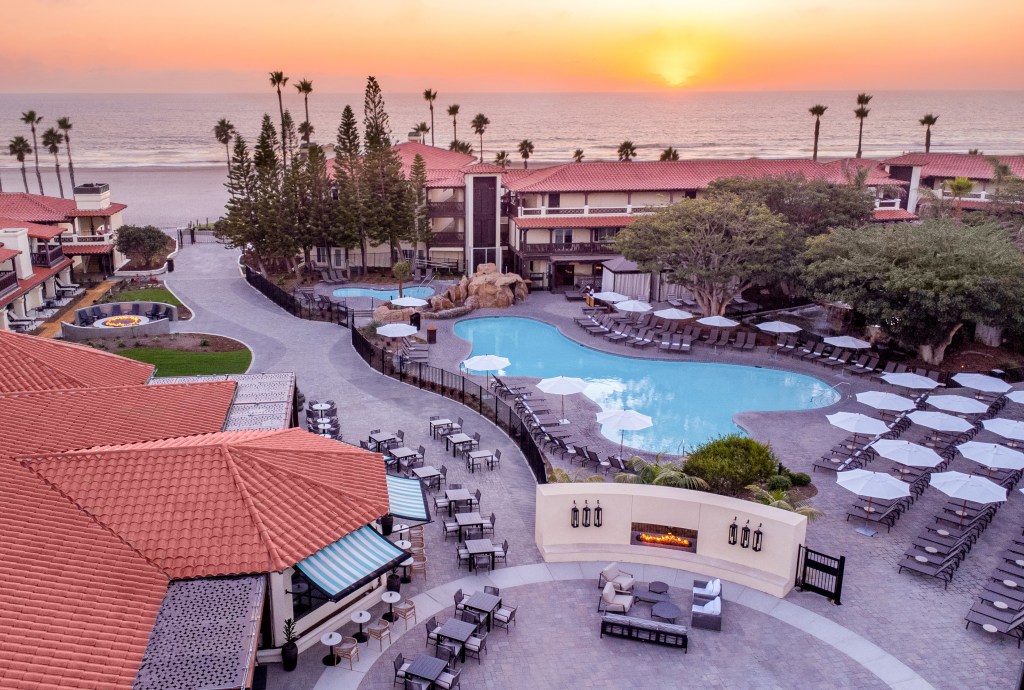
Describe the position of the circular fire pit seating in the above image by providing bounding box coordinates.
[60,302,179,341]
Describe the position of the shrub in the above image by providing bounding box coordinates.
[767,474,793,491]
[790,472,812,487]
[200,339,210,347]
[683,435,778,496]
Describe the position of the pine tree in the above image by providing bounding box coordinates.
[218,135,268,273]
[408,153,430,276]
[281,110,298,163]
[333,105,366,277]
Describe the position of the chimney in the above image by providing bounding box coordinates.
[0,228,33,279]
[407,130,423,144]
[73,182,110,211]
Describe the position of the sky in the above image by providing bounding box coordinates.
[5,0,1024,93]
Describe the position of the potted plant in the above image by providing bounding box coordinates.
[380,513,394,536]
[281,618,298,672]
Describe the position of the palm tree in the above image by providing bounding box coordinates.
[423,89,438,146]
[447,104,460,142]
[745,485,824,521]
[517,139,534,169]
[413,122,430,141]
[21,110,44,194]
[945,176,975,218]
[659,147,679,161]
[56,116,76,188]
[41,127,65,198]
[213,118,236,169]
[808,104,827,161]
[548,467,605,483]
[471,113,489,163]
[572,148,584,163]
[269,71,289,164]
[919,113,938,153]
[613,456,709,490]
[449,140,473,156]
[617,140,637,161]
[294,79,313,143]
[494,151,511,169]
[8,136,32,192]
[854,92,872,158]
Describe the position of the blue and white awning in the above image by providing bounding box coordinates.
[386,474,431,523]
[295,526,406,601]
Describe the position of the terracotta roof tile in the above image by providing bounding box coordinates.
[0,244,22,261]
[461,162,506,174]
[0,331,153,392]
[872,209,918,222]
[0,215,66,239]
[883,153,1024,180]
[512,215,637,229]
[0,193,125,222]
[0,258,73,309]
[23,429,391,579]
[0,381,235,457]
[393,141,476,171]
[68,203,126,217]
[61,243,113,255]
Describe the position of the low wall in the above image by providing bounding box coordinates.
[535,484,806,598]
[61,302,178,341]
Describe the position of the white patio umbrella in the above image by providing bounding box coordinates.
[952,373,1011,394]
[1006,391,1024,404]
[591,291,628,303]
[376,323,418,338]
[615,300,653,313]
[855,391,916,412]
[390,296,428,308]
[537,376,588,424]
[930,471,1007,525]
[957,441,1024,476]
[697,315,739,328]
[755,320,802,334]
[596,409,653,459]
[462,354,512,391]
[926,395,988,415]
[870,439,944,478]
[824,335,872,350]
[836,468,911,536]
[907,410,973,434]
[653,308,694,320]
[881,372,942,391]
[826,411,890,438]
[982,418,1024,442]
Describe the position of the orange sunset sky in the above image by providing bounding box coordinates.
[5,0,1024,92]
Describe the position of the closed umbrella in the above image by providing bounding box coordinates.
[836,468,911,536]
[537,376,588,424]
[591,291,628,303]
[376,323,418,338]
[826,411,890,439]
[907,410,973,434]
[697,315,739,328]
[930,471,1007,525]
[952,373,1011,394]
[755,320,802,334]
[1006,391,1024,404]
[653,308,694,320]
[824,335,872,350]
[596,409,653,459]
[615,300,653,313]
[390,296,428,308]
[957,441,1024,476]
[926,395,988,415]
[881,372,942,391]
[982,418,1024,443]
[870,439,944,478]
[855,391,916,412]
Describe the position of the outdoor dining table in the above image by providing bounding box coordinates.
[311,402,333,412]
[382,591,401,622]
[446,433,473,456]
[405,653,448,685]
[370,432,397,452]
[436,618,477,662]
[314,417,333,424]
[464,539,497,574]
[389,446,419,471]
[462,590,500,631]
[465,450,492,473]
[454,511,485,542]
[317,423,333,431]
[320,631,342,666]
[412,465,441,489]
[446,488,472,516]
[429,418,452,438]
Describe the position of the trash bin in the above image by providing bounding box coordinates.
[426,325,437,344]
[410,312,422,330]
[167,258,175,272]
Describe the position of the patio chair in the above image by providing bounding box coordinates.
[434,494,450,515]
[465,630,488,663]
[432,645,455,670]
[466,452,482,473]
[457,544,471,568]
[822,350,853,369]
[730,332,748,349]
[110,303,124,316]
[424,617,441,648]
[488,449,501,470]
[334,637,360,669]
[493,604,517,633]
[435,668,462,690]
[691,596,723,631]
[368,618,393,650]
[438,465,448,490]
[742,332,757,350]
[130,303,141,316]
[394,652,412,686]
[472,552,492,573]
[482,512,496,537]
[460,609,481,627]
[410,555,427,581]
[598,563,635,592]
[442,519,458,540]
[470,489,482,511]
[598,582,634,613]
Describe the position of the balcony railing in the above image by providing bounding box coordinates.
[64,230,114,244]
[0,270,18,295]
[428,201,465,218]
[31,245,65,268]
[431,231,465,247]
[517,242,619,256]
[940,190,990,201]
[874,198,902,209]
[517,204,657,217]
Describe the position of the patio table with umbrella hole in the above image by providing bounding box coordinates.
[836,468,911,537]
[537,376,588,424]
[596,409,653,460]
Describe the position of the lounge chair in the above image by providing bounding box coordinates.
[598,563,635,593]
[598,582,634,614]
[730,332,748,349]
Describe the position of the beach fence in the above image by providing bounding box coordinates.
[177,222,222,245]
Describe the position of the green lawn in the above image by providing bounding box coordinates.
[109,287,183,308]
[119,347,251,377]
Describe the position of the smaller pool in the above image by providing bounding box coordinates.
[332,286,435,300]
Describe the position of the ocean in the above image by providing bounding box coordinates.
[1,91,1021,228]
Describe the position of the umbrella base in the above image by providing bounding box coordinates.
[559,419,571,425]
[855,526,877,537]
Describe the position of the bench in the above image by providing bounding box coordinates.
[599,613,688,651]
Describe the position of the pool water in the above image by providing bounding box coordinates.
[332,286,435,300]
[454,317,840,454]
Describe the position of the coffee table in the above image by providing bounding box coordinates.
[652,601,683,624]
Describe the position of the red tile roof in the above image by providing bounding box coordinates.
[872,209,918,222]
[68,204,126,217]
[0,215,66,240]
[883,153,1024,181]
[62,243,113,255]
[393,141,476,172]
[512,215,637,229]
[0,244,21,261]
[0,258,72,309]
[461,162,506,175]
[22,429,392,578]
[0,331,153,392]
[0,460,167,690]
[0,381,235,457]
[0,193,125,222]
[503,158,903,194]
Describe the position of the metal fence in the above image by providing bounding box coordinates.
[243,265,353,326]
[351,325,548,484]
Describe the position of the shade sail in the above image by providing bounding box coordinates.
[295,526,406,601]
[386,474,431,522]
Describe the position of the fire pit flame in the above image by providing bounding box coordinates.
[638,532,691,548]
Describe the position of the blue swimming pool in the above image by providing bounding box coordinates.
[454,317,840,453]
[332,286,435,300]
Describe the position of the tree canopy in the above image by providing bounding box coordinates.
[115,225,168,268]
[802,219,1024,364]
[682,435,778,496]
[615,194,796,316]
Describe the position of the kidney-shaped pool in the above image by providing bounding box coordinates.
[454,317,839,453]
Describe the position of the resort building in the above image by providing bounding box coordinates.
[883,152,1024,214]
[0,331,426,690]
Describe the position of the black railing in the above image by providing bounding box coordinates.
[350,325,548,485]
[796,545,845,605]
[431,232,465,247]
[517,242,618,256]
[31,245,65,267]
[427,201,465,218]
[0,271,18,295]
[243,265,352,327]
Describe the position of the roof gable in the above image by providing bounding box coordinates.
[0,331,154,392]
[883,153,1024,180]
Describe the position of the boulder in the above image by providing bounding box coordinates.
[465,295,481,310]
[372,305,417,324]
[476,263,498,275]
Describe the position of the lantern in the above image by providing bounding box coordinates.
[582,500,592,528]
[752,523,764,552]
[571,500,579,528]
[728,517,738,545]
[594,500,603,528]
[741,520,751,549]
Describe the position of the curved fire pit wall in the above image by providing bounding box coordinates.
[61,302,178,341]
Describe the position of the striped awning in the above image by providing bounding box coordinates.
[295,527,406,601]
[386,474,431,523]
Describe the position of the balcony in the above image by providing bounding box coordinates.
[63,230,114,244]
[31,245,65,268]
[874,198,902,209]
[431,231,465,248]
[517,204,657,217]
[428,201,465,218]
[517,242,619,256]
[0,270,18,296]
[940,190,990,202]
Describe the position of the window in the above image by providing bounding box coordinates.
[553,229,573,245]
[548,193,561,208]
[333,249,343,267]
[315,246,328,263]
[594,228,619,243]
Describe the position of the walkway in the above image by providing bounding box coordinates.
[36,279,116,338]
